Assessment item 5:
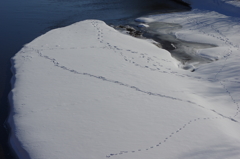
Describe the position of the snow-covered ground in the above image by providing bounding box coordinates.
[9,0,240,159]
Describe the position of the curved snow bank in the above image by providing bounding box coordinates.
[9,20,240,159]
[183,0,240,17]
[8,63,31,159]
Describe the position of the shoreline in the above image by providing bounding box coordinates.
[8,59,31,159]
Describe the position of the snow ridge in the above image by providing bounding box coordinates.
[106,116,226,158]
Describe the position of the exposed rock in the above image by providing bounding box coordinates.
[115,25,143,38]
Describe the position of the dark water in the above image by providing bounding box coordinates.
[0,0,189,158]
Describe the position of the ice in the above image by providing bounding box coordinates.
[9,1,240,158]
[135,17,154,23]
[137,23,149,28]
[135,5,240,67]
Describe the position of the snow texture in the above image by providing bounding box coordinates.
[9,1,240,159]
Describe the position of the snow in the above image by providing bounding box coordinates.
[183,0,240,17]
[9,1,240,159]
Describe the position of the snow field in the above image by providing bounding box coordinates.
[9,17,240,159]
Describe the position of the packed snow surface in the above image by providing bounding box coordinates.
[9,1,240,158]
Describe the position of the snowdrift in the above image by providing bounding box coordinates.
[9,0,240,158]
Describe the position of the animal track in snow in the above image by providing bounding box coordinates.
[104,40,212,81]
[106,116,225,158]
[91,20,104,43]
[32,47,238,124]
[90,20,225,83]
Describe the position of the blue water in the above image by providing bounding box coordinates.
[0,0,189,158]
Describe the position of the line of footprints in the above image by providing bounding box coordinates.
[106,116,224,158]
[37,46,239,123]
[90,21,209,82]
[91,21,104,43]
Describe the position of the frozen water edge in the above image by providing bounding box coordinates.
[133,21,218,70]
[113,22,217,71]
[135,9,240,70]
[9,17,240,159]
